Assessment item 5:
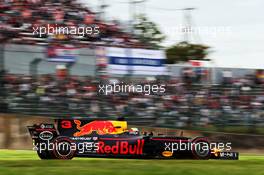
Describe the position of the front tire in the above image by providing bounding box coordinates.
[191,137,211,160]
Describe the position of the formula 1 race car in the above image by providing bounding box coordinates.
[28,119,239,160]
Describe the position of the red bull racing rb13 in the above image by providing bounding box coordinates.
[28,119,239,160]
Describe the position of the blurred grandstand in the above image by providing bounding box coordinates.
[0,0,264,135]
[0,0,145,47]
[1,72,264,134]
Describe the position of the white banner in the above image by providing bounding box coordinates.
[104,47,168,75]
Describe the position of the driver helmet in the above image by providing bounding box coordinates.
[129,128,139,135]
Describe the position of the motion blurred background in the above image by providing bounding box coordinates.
[0,0,264,152]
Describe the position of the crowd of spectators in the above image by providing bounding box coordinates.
[1,72,264,130]
[0,0,145,48]
[182,67,264,87]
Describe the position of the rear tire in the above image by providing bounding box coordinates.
[52,136,76,160]
[36,141,55,159]
[37,149,53,159]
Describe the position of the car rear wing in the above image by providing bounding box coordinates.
[27,123,58,142]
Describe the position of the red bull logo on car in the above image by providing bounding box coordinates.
[97,140,145,155]
[73,120,123,137]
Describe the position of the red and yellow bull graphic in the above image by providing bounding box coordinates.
[73,120,127,137]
